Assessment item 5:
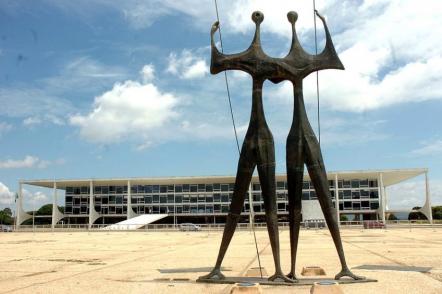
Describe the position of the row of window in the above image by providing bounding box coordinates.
[65,200,380,216]
[65,189,379,206]
[65,198,380,216]
[65,179,379,195]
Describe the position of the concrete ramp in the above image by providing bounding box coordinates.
[104,214,168,230]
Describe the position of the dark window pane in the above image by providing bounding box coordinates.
[351,180,359,188]
[370,202,379,209]
[369,191,379,199]
[361,201,370,208]
[302,192,309,200]
[303,181,309,189]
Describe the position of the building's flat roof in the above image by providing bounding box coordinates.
[21,168,427,189]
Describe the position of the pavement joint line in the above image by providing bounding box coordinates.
[326,231,442,284]
[220,237,271,293]
[0,237,208,294]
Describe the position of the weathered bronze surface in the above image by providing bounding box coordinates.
[200,10,364,283]
[197,276,377,286]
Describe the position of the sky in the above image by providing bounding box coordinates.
[0,0,441,211]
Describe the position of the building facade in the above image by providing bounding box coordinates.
[16,168,433,227]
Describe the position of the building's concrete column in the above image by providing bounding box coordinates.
[16,182,31,227]
[127,180,137,220]
[384,186,389,211]
[88,181,99,229]
[173,184,176,227]
[248,183,255,227]
[378,173,386,225]
[334,174,340,226]
[51,182,64,228]
[418,171,433,224]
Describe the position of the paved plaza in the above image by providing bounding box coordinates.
[1,227,441,293]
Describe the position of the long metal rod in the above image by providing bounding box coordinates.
[313,0,321,145]
[214,0,262,278]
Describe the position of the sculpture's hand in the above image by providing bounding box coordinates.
[211,21,220,36]
[314,9,325,21]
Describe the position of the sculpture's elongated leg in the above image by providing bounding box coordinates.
[258,142,295,283]
[199,147,256,280]
[286,82,305,280]
[303,122,364,280]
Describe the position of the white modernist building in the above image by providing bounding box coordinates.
[16,168,433,228]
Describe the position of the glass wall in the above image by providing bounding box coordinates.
[64,177,380,216]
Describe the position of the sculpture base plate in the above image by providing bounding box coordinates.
[196,276,377,286]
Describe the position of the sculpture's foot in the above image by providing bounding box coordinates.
[286,271,298,281]
[199,268,225,280]
[334,268,365,280]
[268,272,297,283]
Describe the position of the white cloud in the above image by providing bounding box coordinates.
[0,88,74,124]
[70,80,178,144]
[23,116,42,126]
[0,182,15,205]
[410,139,442,157]
[140,64,155,83]
[387,179,442,209]
[166,50,209,79]
[0,122,12,136]
[43,56,127,94]
[0,155,51,169]
[22,189,49,210]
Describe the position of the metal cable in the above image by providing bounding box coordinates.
[213,0,263,279]
[313,0,321,146]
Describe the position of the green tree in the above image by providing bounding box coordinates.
[3,207,12,216]
[408,206,426,220]
[432,206,442,220]
[0,208,13,225]
[388,213,398,220]
[340,215,348,222]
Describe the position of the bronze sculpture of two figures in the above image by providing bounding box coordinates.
[200,11,364,283]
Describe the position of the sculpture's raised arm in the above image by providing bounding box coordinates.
[285,10,344,78]
[210,12,266,76]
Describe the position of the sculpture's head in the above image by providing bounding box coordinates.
[251,11,264,24]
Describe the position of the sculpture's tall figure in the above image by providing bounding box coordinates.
[282,11,362,281]
[200,11,293,283]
